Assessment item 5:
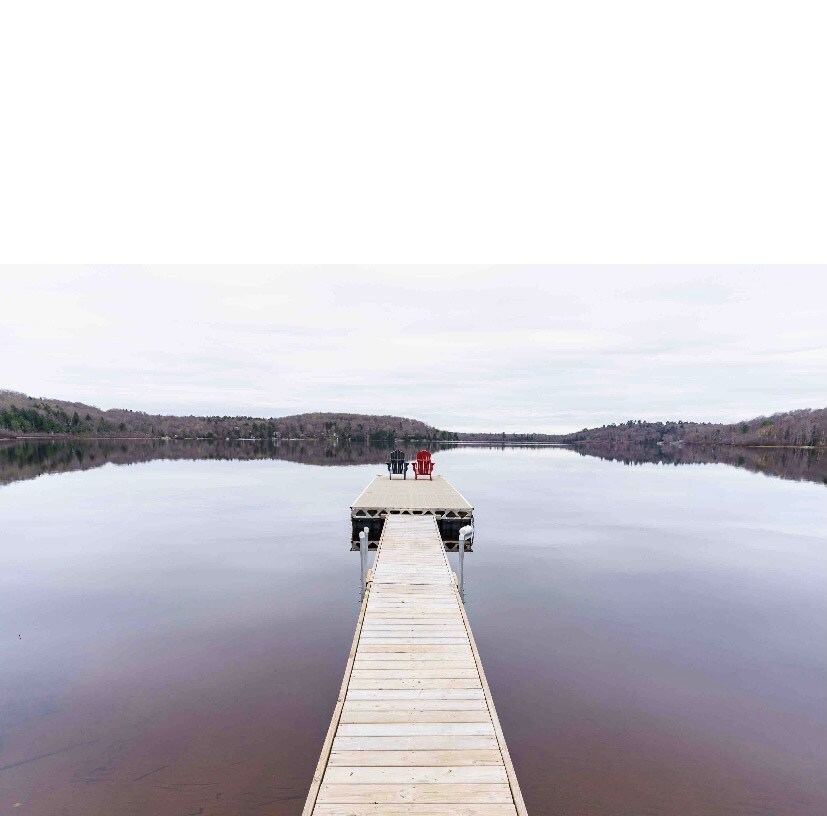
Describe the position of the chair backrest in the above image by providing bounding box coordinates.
[388,449,406,473]
[411,450,434,477]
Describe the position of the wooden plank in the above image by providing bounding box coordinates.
[371,577,453,580]
[370,589,457,595]
[350,670,479,679]
[352,663,478,672]
[336,723,495,736]
[346,689,485,700]
[360,620,461,625]
[372,594,459,608]
[355,646,470,652]
[352,663,477,671]
[362,616,464,621]
[348,679,482,689]
[366,607,458,612]
[339,710,491,723]
[352,661,476,667]
[360,630,466,635]
[352,660,473,668]
[359,643,471,644]
[313,806,516,816]
[360,625,465,630]
[358,645,473,653]
[360,614,461,620]
[358,638,469,645]
[360,639,469,647]
[361,625,467,630]
[365,620,465,637]
[369,595,457,599]
[358,629,465,634]
[331,736,500,751]
[359,636,472,640]
[343,700,487,711]
[328,750,503,766]
[356,644,475,666]
[316,783,514,804]
[361,624,466,629]
[323,766,508,784]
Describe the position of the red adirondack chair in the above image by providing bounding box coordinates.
[412,449,434,480]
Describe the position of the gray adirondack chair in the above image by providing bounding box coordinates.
[386,449,409,479]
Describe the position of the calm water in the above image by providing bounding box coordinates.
[0,442,825,815]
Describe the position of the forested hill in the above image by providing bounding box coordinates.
[2,390,824,448]
[558,408,826,448]
[0,391,455,443]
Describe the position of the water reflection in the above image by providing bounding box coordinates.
[568,439,827,485]
[1,438,825,487]
[0,444,824,816]
[0,438,451,487]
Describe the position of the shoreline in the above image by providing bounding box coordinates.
[1,435,824,451]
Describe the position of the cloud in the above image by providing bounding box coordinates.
[1,265,825,432]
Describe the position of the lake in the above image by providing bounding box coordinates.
[0,441,825,815]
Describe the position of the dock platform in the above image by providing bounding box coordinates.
[351,475,474,546]
[303,513,527,815]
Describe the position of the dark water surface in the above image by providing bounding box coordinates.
[0,442,824,815]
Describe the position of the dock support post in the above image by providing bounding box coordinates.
[359,526,369,592]
[458,524,473,601]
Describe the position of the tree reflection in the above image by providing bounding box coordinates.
[0,438,824,488]
[568,440,826,486]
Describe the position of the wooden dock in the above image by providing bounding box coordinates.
[303,510,527,815]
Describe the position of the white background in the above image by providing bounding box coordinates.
[1,0,824,262]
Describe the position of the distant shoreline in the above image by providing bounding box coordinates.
[2,391,825,448]
[1,434,824,451]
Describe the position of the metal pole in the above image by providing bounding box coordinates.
[359,526,369,590]
[458,524,473,601]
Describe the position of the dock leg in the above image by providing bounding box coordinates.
[359,526,369,594]
[458,524,473,601]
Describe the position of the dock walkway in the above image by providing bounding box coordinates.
[303,514,527,815]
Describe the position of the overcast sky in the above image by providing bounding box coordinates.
[2,266,825,433]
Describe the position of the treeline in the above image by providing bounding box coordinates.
[560,408,826,448]
[454,431,559,443]
[0,403,127,436]
[0,391,459,443]
[3,390,824,448]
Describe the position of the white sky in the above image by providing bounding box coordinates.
[2,266,825,433]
